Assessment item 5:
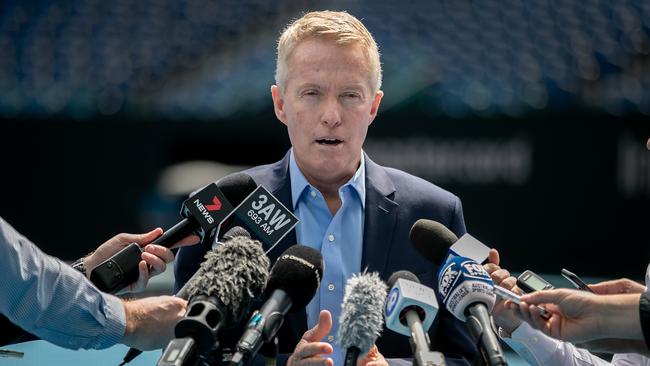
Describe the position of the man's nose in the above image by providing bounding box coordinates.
[321,96,342,127]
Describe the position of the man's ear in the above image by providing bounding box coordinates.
[271,85,287,125]
[368,90,384,125]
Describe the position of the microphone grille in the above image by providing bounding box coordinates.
[217,172,258,206]
[337,271,388,353]
[409,219,458,265]
[265,245,324,311]
[185,236,270,320]
[387,270,420,288]
[222,226,251,241]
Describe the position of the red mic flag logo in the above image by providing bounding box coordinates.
[205,196,222,211]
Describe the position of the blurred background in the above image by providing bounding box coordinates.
[1,0,649,284]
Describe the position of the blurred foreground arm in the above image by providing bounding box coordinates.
[0,217,185,350]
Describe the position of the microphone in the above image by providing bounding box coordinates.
[121,226,253,366]
[384,271,446,366]
[338,272,388,366]
[437,256,507,366]
[228,245,324,366]
[91,172,258,294]
[157,233,270,366]
[409,219,490,265]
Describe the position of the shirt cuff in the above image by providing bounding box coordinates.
[640,290,650,350]
[502,322,559,365]
[92,294,126,349]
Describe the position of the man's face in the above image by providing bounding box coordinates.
[271,39,383,186]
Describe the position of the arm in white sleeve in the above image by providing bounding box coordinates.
[502,322,613,366]
[0,217,126,349]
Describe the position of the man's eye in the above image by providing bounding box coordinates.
[342,92,361,99]
[302,90,319,96]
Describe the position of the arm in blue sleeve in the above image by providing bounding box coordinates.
[0,217,126,349]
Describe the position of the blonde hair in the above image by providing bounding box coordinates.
[275,10,382,92]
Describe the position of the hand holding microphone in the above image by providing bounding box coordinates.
[91,173,257,294]
[82,228,199,293]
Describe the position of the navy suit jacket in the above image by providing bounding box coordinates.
[174,151,477,364]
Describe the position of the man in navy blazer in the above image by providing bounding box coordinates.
[175,10,476,366]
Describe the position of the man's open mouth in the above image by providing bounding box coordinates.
[316,138,342,145]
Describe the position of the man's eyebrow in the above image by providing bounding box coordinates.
[341,84,366,91]
[296,83,322,90]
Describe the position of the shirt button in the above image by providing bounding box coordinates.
[310,190,317,198]
[327,283,335,291]
[328,234,335,242]
[327,335,335,342]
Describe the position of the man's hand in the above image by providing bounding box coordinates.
[84,228,200,293]
[513,289,642,342]
[287,310,334,366]
[356,345,388,366]
[588,278,646,295]
[482,248,523,335]
[121,295,187,350]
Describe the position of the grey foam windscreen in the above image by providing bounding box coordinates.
[337,271,388,354]
[184,235,270,321]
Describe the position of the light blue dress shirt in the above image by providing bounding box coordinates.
[0,216,126,350]
[289,149,365,366]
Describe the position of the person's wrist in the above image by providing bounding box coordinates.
[82,253,98,278]
[121,300,140,345]
[599,294,642,339]
[71,251,95,278]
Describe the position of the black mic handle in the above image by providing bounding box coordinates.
[151,218,196,248]
[90,243,143,294]
[120,348,142,366]
[91,218,197,295]
[260,337,278,366]
[343,346,361,366]
[156,337,198,366]
[465,304,508,366]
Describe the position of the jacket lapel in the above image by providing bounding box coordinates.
[362,154,398,275]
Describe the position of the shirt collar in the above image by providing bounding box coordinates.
[289,148,366,209]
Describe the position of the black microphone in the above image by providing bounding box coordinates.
[157,233,270,366]
[384,271,446,366]
[120,226,253,366]
[412,220,507,366]
[409,219,491,265]
[338,272,388,366]
[409,219,457,265]
[91,173,257,294]
[228,245,324,366]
